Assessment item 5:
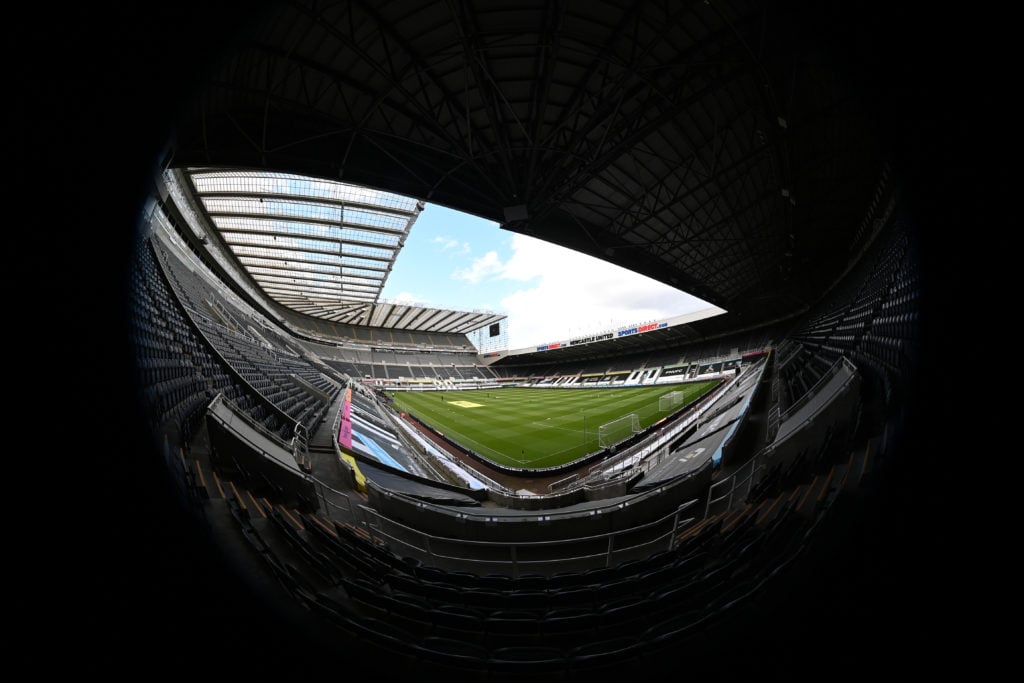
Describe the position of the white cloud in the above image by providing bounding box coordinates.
[390,291,431,306]
[452,250,505,284]
[495,234,714,348]
[406,222,717,348]
[432,236,472,257]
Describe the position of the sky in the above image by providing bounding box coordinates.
[379,203,721,350]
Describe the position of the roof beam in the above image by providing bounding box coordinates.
[217,226,399,252]
[236,253,389,272]
[189,189,418,219]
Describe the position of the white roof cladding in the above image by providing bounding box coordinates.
[183,168,504,334]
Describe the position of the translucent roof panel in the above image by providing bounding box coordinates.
[186,167,419,311]
[181,168,506,335]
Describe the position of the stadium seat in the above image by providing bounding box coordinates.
[352,616,419,668]
[642,608,711,655]
[430,605,487,643]
[507,590,552,611]
[511,574,550,591]
[413,636,490,677]
[566,637,644,675]
[483,610,544,646]
[477,573,515,591]
[488,645,568,680]
[461,588,509,609]
[548,585,599,609]
[379,592,435,637]
[595,596,652,635]
[539,607,600,648]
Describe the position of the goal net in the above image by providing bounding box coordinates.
[659,390,686,411]
[598,413,641,448]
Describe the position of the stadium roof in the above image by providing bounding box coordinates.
[177,167,506,335]
[164,0,895,336]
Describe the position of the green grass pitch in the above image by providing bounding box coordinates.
[388,383,718,470]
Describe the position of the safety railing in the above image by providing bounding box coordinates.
[311,477,354,519]
[357,498,700,576]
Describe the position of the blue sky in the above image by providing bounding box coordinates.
[380,203,720,350]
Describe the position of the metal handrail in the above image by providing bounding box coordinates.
[779,355,852,422]
[358,498,699,574]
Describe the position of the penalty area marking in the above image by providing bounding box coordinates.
[449,400,483,408]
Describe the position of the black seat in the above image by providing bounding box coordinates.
[641,608,710,655]
[488,645,567,680]
[567,636,643,672]
[596,596,652,635]
[477,573,514,591]
[353,616,419,668]
[483,610,543,646]
[382,592,435,636]
[592,578,636,603]
[430,604,486,644]
[548,584,598,609]
[512,574,550,591]
[507,590,552,611]
[539,607,599,648]
[462,588,509,609]
[414,636,490,676]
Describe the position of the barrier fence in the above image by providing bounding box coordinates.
[356,498,701,576]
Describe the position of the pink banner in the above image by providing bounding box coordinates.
[337,388,353,449]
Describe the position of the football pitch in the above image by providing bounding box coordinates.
[388,383,718,470]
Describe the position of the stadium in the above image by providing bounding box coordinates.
[27,0,1003,680]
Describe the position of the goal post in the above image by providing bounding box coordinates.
[659,389,686,411]
[597,413,641,448]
